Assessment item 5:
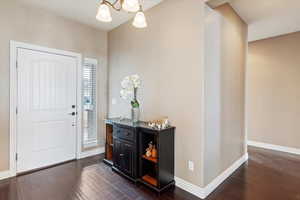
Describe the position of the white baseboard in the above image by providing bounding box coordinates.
[0,148,105,181]
[248,140,300,155]
[175,153,248,199]
[175,177,206,198]
[0,170,14,181]
[78,147,105,159]
[203,153,248,197]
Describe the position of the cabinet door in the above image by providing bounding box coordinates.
[121,142,134,176]
[113,139,122,169]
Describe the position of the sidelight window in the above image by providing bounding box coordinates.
[82,58,98,148]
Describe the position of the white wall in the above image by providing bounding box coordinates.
[247,32,300,150]
[203,4,248,185]
[108,0,206,187]
[203,6,222,185]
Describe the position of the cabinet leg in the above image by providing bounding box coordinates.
[156,191,161,197]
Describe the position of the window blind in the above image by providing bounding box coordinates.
[82,60,98,148]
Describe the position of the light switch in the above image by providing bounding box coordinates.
[188,161,194,171]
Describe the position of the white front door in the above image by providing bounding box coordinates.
[17,48,78,173]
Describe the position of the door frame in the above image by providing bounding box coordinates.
[10,41,83,176]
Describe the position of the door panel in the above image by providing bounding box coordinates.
[113,139,122,169]
[32,121,66,151]
[17,48,77,173]
[121,142,133,176]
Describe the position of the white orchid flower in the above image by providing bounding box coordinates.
[131,74,141,88]
[120,74,141,102]
[120,89,128,100]
[131,74,140,82]
[121,76,131,89]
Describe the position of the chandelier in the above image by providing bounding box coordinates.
[96,0,147,28]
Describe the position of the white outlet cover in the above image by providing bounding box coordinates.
[188,161,194,171]
[112,98,117,105]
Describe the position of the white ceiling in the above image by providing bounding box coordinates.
[230,0,300,41]
[18,0,163,31]
[19,0,300,40]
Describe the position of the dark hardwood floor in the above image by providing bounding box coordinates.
[1,146,300,200]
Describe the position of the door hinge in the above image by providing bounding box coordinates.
[15,153,18,161]
[16,61,18,69]
[16,107,18,115]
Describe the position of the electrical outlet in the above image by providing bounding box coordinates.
[112,98,117,105]
[188,161,194,171]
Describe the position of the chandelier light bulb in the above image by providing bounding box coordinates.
[95,0,147,29]
[96,3,112,22]
[132,11,147,28]
[122,0,139,12]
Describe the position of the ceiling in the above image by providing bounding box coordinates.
[18,0,163,31]
[229,0,300,41]
[18,0,300,41]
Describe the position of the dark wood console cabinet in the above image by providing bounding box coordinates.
[104,118,175,192]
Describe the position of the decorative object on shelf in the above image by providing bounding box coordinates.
[151,145,157,158]
[145,141,153,157]
[96,0,147,28]
[148,117,170,130]
[120,74,141,122]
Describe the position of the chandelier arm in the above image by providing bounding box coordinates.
[103,0,122,11]
[111,0,121,6]
[102,0,142,13]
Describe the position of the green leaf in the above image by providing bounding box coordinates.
[131,100,140,108]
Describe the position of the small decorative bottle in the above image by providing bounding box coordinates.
[151,145,157,158]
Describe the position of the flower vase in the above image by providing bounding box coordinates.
[131,107,140,123]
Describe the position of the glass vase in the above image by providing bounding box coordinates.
[131,107,140,123]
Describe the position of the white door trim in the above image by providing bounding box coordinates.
[10,41,83,177]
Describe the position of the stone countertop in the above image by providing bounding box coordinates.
[105,118,175,131]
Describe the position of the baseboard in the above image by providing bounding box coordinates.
[0,148,105,180]
[0,170,14,181]
[175,153,248,199]
[203,153,248,197]
[78,147,105,159]
[248,140,300,155]
[175,177,206,199]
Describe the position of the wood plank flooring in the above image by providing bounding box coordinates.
[1,146,300,200]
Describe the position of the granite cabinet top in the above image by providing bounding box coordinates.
[105,118,175,132]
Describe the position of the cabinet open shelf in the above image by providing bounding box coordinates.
[142,174,158,187]
[142,155,157,163]
[138,127,175,192]
[104,123,114,166]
